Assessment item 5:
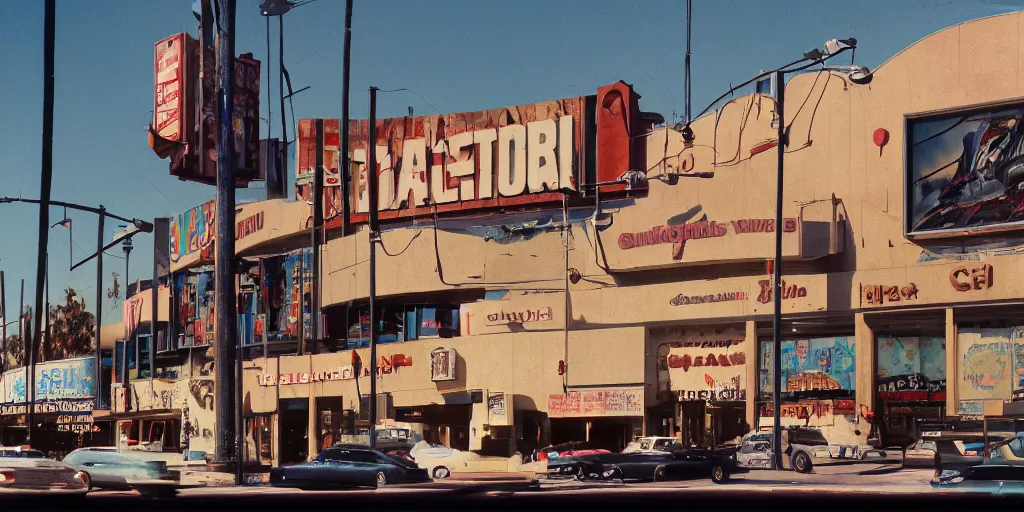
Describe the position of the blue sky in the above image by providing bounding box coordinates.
[0,0,1021,328]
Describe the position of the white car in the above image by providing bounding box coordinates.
[0,457,90,496]
[408,441,543,479]
[622,437,682,454]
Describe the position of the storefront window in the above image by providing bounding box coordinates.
[175,270,215,348]
[345,303,460,348]
[246,415,273,465]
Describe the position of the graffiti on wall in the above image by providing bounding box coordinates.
[760,337,856,397]
[907,104,1024,235]
[958,328,1014,401]
[654,326,747,402]
[1,358,95,404]
[177,271,215,347]
[264,249,312,341]
[170,200,216,263]
[548,388,643,418]
[877,336,946,401]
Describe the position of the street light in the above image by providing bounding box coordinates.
[0,196,153,416]
[678,39,872,471]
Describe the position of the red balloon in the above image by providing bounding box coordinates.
[873,128,889,147]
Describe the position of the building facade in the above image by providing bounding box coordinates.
[126,13,1024,467]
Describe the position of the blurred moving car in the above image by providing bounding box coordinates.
[0,446,44,459]
[61,448,182,497]
[547,449,745,484]
[0,457,89,495]
[269,445,431,489]
[932,431,1024,484]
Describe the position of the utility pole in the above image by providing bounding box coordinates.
[684,0,692,124]
[1,271,6,371]
[367,86,379,449]
[213,0,240,481]
[771,69,785,471]
[44,255,49,362]
[310,118,324,355]
[28,0,57,446]
[340,0,353,236]
[95,207,105,410]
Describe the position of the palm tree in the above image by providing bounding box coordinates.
[4,334,24,368]
[46,288,95,362]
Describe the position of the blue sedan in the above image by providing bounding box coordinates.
[269,445,431,489]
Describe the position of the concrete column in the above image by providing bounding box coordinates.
[744,320,758,429]
[854,313,875,415]
[945,308,957,418]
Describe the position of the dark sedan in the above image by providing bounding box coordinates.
[269,445,431,490]
[548,449,744,484]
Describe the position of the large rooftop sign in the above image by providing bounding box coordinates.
[296,82,648,226]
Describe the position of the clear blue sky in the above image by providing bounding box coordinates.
[0,0,1021,328]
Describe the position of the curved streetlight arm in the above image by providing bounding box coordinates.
[0,197,152,232]
[683,45,854,132]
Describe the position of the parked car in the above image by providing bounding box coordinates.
[408,441,543,479]
[547,449,745,484]
[735,434,772,469]
[745,427,900,473]
[903,438,938,468]
[269,445,431,489]
[932,464,1024,494]
[61,448,182,497]
[621,437,683,454]
[0,457,90,496]
[932,432,1024,484]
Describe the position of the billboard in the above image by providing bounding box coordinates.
[297,97,583,224]
[906,101,1024,237]
[151,31,260,186]
[0,357,96,404]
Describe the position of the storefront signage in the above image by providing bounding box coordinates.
[170,200,215,263]
[235,211,264,240]
[431,348,457,382]
[257,355,412,386]
[759,400,835,423]
[860,283,919,306]
[755,279,807,304]
[676,389,746,402]
[618,218,797,261]
[484,307,553,326]
[950,263,993,292]
[669,292,746,306]
[548,388,643,418]
[56,412,94,433]
[958,400,985,420]
[487,392,512,427]
[0,399,94,416]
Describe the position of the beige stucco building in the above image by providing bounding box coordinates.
[116,13,1024,468]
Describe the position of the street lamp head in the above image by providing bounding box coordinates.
[260,0,294,16]
[132,219,155,233]
[825,38,858,55]
[803,48,825,62]
[847,66,873,85]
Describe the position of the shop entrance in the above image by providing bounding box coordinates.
[395,404,471,451]
[279,398,309,465]
[549,417,641,453]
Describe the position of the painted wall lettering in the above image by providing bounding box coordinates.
[235,212,264,240]
[669,292,747,306]
[950,264,993,292]
[548,388,643,418]
[756,280,807,304]
[485,307,554,326]
[861,283,919,306]
[619,218,797,261]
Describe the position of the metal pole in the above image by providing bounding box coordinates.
[309,118,324,355]
[28,0,57,446]
[235,273,244,484]
[1,271,6,372]
[367,86,379,450]
[771,69,785,471]
[45,254,49,362]
[278,15,287,189]
[684,0,691,124]
[340,0,353,236]
[95,209,105,411]
[213,0,239,475]
[19,280,24,362]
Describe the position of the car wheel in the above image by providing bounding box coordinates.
[375,471,387,489]
[601,466,623,482]
[78,471,92,492]
[792,452,813,474]
[574,466,586,481]
[653,465,667,482]
[711,465,729,484]
[432,466,450,479]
